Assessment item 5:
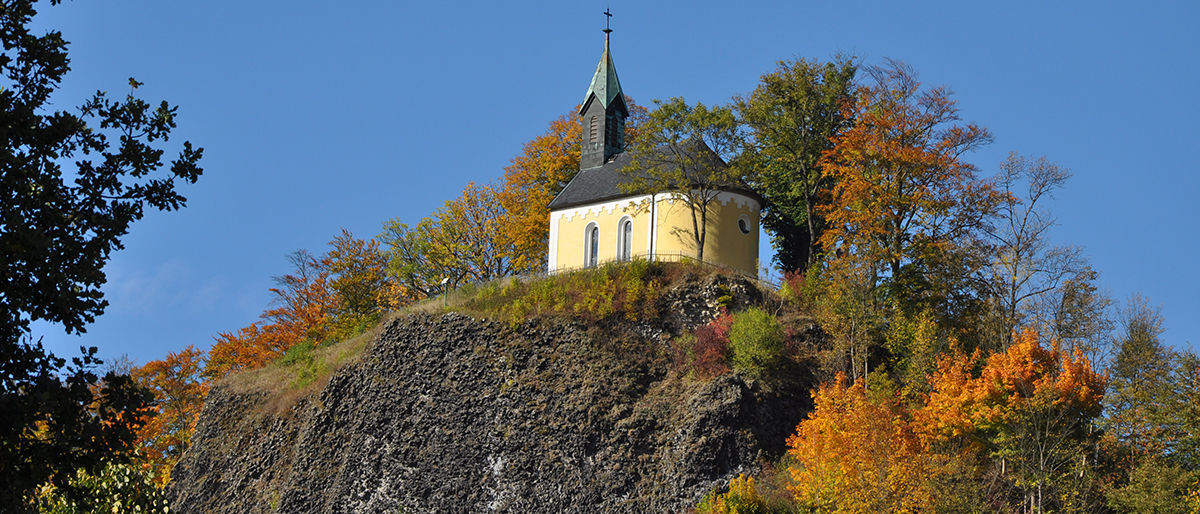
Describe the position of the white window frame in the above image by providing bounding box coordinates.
[584,222,600,268]
[616,216,633,262]
[737,214,752,235]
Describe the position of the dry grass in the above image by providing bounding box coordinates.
[223,321,379,399]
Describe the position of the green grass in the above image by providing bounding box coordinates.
[452,259,711,327]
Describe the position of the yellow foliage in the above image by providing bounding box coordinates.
[786,374,937,513]
[696,474,768,514]
[1188,480,1200,514]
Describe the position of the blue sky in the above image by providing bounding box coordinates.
[27,1,1200,365]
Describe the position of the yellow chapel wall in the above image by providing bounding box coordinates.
[549,191,760,275]
[550,195,653,271]
[651,191,759,274]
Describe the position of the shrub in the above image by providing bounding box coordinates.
[669,307,734,379]
[462,259,668,325]
[729,307,785,378]
[276,340,325,389]
[36,460,168,514]
[696,474,769,514]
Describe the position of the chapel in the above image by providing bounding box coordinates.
[546,27,761,275]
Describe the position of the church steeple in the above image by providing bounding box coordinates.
[579,14,629,170]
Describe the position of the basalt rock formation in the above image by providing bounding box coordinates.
[168,274,814,513]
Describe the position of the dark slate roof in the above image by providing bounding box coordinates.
[548,145,763,211]
[548,152,639,210]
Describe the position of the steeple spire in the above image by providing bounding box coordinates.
[580,10,629,170]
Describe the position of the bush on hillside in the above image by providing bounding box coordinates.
[672,307,734,379]
[729,307,785,378]
[695,474,770,514]
[461,259,695,326]
[275,340,325,389]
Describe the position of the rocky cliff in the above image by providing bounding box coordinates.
[169,275,815,513]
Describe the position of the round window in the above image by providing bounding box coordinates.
[737,215,751,234]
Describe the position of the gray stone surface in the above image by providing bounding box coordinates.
[169,286,811,513]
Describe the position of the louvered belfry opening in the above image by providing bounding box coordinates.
[579,30,628,170]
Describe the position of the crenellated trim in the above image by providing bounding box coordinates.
[550,194,654,223]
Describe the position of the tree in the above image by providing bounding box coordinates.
[131,346,209,485]
[1104,295,1176,458]
[819,58,999,318]
[34,459,169,514]
[325,229,394,338]
[0,0,201,507]
[262,249,338,346]
[736,56,857,273]
[1033,266,1114,358]
[378,217,460,303]
[381,181,518,299]
[623,98,743,262]
[919,329,1107,513]
[205,250,334,380]
[1106,457,1196,514]
[206,231,394,380]
[986,153,1086,344]
[495,111,583,273]
[786,374,937,513]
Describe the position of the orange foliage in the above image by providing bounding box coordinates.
[496,111,582,272]
[205,231,394,380]
[918,329,1106,446]
[818,59,999,279]
[204,323,283,380]
[787,374,937,513]
[131,346,209,485]
[262,249,337,347]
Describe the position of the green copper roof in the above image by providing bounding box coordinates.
[580,36,626,115]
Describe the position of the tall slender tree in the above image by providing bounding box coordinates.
[987,153,1085,344]
[736,56,857,273]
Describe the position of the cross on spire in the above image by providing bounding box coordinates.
[603,8,613,34]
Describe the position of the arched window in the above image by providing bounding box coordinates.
[618,217,633,261]
[585,223,599,268]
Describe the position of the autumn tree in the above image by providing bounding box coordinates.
[919,329,1107,513]
[131,346,209,485]
[206,231,393,380]
[819,58,999,320]
[736,56,857,273]
[786,374,937,513]
[495,111,583,273]
[623,98,743,262]
[325,230,395,338]
[205,250,334,380]
[381,181,517,299]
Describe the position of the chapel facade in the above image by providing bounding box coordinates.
[546,30,761,275]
